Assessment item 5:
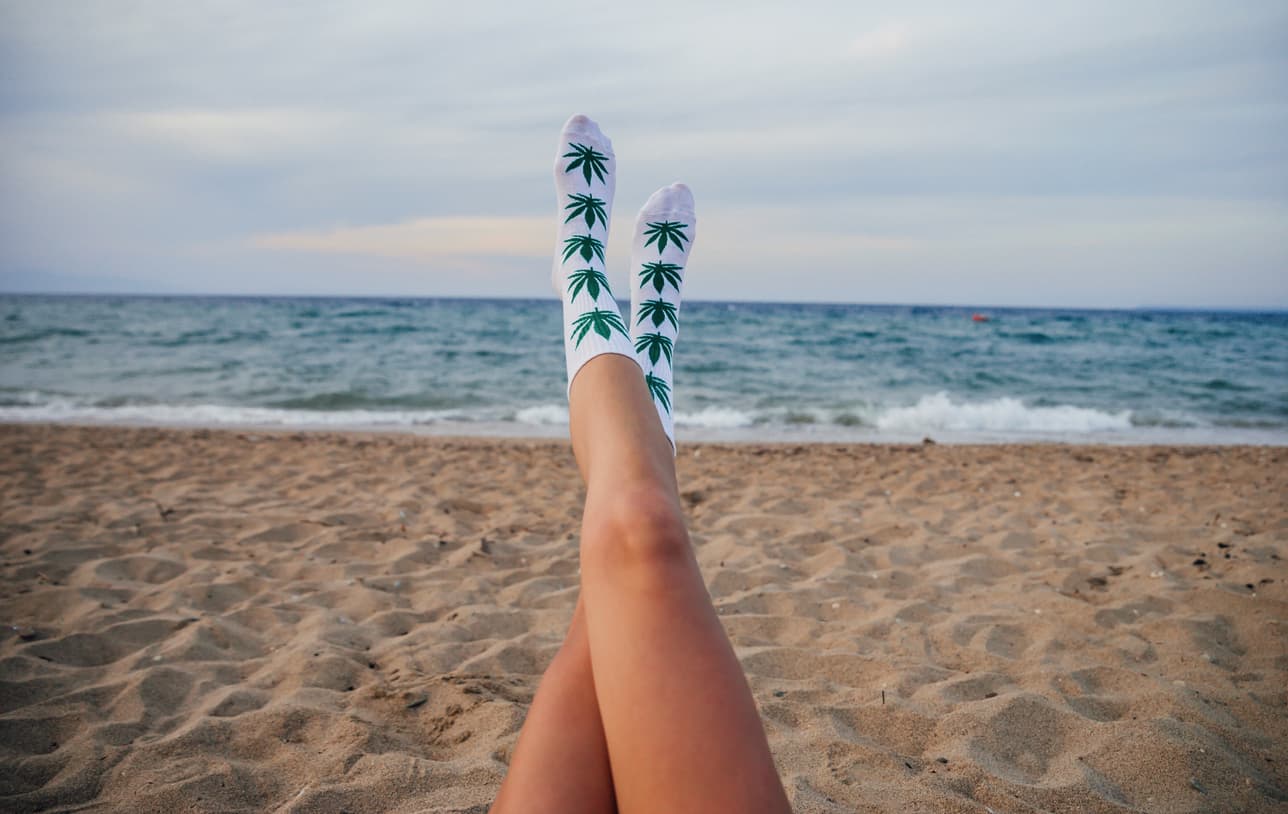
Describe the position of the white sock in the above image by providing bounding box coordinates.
[629,183,696,450]
[552,114,637,394]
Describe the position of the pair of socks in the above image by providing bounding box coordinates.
[552,114,694,450]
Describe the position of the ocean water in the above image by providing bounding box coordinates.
[1,295,1285,444]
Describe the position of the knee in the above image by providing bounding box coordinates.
[579,484,690,577]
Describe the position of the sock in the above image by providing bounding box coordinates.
[552,114,637,394]
[629,183,696,450]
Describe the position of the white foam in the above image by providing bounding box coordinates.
[513,404,757,430]
[875,392,1132,434]
[16,391,1274,444]
[514,404,569,425]
[0,397,459,428]
[674,406,756,429]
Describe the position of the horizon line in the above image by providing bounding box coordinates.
[2,289,1287,314]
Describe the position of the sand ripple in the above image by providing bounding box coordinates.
[1,426,1286,812]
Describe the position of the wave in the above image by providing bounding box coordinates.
[875,392,1132,434]
[675,407,757,429]
[1200,378,1254,392]
[0,393,1137,435]
[0,396,775,433]
[513,404,568,425]
[2,391,1282,443]
[999,331,1060,344]
[265,391,471,411]
[0,327,92,345]
[0,396,473,428]
[540,396,1138,435]
[515,405,766,431]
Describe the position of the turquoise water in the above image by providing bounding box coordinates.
[1,295,1285,443]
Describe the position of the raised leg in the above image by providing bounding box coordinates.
[496,112,789,813]
[629,182,695,452]
[572,357,791,812]
[490,112,628,813]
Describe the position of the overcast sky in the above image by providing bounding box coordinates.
[1,1,1285,307]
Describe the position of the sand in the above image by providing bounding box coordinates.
[0,424,1285,813]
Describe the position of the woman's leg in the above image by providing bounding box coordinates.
[490,112,631,811]
[488,597,616,814]
[571,355,792,813]
[506,111,787,811]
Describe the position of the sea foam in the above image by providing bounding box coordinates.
[674,406,757,429]
[514,404,569,425]
[875,392,1132,434]
[0,396,460,428]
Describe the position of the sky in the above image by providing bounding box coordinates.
[1,1,1285,308]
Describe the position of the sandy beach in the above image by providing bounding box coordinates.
[1,423,1285,813]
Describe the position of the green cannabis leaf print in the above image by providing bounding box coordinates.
[571,308,628,347]
[567,268,611,301]
[563,143,610,185]
[644,371,672,413]
[564,193,608,230]
[638,261,683,293]
[563,234,606,264]
[637,298,678,330]
[634,332,673,365]
[642,221,688,254]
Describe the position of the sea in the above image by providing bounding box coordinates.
[1,295,1285,445]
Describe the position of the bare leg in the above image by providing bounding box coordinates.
[489,597,616,814]
[571,354,791,813]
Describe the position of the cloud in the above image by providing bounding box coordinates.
[109,109,356,163]
[251,216,553,262]
[2,1,1286,306]
[847,19,937,61]
[250,204,920,258]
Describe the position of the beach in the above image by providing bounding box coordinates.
[1,423,1285,813]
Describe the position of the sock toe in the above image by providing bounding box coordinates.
[640,182,694,217]
[552,113,616,295]
[559,114,614,155]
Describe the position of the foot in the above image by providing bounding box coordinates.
[552,115,616,295]
[552,115,636,393]
[629,183,696,450]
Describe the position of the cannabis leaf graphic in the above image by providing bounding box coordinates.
[562,234,606,264]
[636,298,678,329]
[563,142,610,185]
[642,221,689,254]
[567,268,611,301]
[638,261,683,293]
[644,371,672,413]
[564,193,608,230]
[571,308,628,347]
[635,332,673,366]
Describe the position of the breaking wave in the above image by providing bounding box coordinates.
[875,392,1132,434]
[0,390,1143,438]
